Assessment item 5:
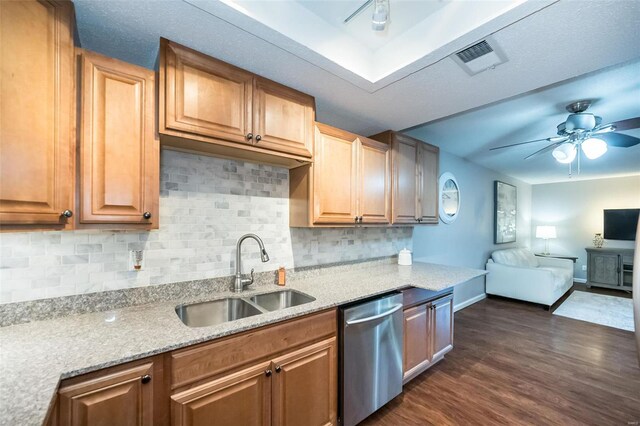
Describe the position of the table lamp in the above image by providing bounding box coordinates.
[536,226,557,255]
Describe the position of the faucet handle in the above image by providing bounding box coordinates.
[242,268,255,289]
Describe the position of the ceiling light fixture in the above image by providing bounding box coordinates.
[371,0,389,31]
[552,143,577,164]
[581,137,608,159]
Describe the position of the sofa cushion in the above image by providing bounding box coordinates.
[539,266,572,291]
[491,248,539,268]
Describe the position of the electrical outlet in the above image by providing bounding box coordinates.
[129,250,144,271]
[581,265,587,271]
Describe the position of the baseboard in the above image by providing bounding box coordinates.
[454,293,486,312]
[573,278,587,284]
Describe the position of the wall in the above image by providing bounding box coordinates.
[409,150,532,309]
[0,150,412,304]
[531,175,640,280]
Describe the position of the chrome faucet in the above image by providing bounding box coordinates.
[234,233,270,292]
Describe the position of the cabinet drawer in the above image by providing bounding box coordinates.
[171,309,337,389]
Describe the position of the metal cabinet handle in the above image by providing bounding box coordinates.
[255,135,262,142]
[345,303,403,326]
[265,369,272,377]
[143,212,152,219]
[141,375,151,384]
[359,216,363,223]
[355,217,359,223]
[275,365,281,373]
[246,133,253,140]
[61,210,73,218]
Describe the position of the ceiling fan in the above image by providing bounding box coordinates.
[490,100,640,173]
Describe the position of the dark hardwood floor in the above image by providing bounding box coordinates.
[361,296,640,426]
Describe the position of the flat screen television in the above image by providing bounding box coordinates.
[603,209,639,241]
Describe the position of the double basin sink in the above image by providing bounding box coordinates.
[175,290,316,328]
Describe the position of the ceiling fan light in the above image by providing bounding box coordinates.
[371,0,389,31]
[581,137,608,159]
[552,143,576,164]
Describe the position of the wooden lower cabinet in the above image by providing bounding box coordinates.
[403,304,431,381]
[57,359,160,426]
[171,361,272,426]
[272,338,337,426]
[402,292,453,383]
[53,310,338,426]
[431,295,454,360]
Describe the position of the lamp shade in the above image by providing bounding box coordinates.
[536,225,557,239]
[552,143,576,164]
[581,137,608,159]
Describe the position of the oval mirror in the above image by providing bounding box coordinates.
[439,172,460,224]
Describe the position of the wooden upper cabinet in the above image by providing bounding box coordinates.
[391,134,419,224]
[160,39,315,167]
[171,361,272,426]
[253,78,314,158]
[78,50,158,227]
[0,0,75,227]
[418,143,440,224]
[369,131,440,225]
[359,137,391,224]
[290,123,392,227]
[431,294,454,361]
[161,39,253,144]
[312,124,358,224]
[272,337,337,426]
[58,362,155,426]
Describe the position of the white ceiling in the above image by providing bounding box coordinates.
[298,0,450,51]
[72,0,640,183]
[406,60,640,184]
[215,0,532,83]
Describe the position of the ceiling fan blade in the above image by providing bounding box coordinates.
[524,141,566,160]
[610,116,640,131]
[490,136,566,151]
[599,132,640,148]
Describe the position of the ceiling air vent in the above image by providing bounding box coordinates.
[451,36,508,76]
[456,40,493,63]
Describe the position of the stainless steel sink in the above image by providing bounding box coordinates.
[175,298,262,328]
[249,290,316,312]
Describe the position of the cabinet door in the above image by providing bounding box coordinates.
[253,78,314,158]
[418,142,439,224]
[272,337,337,426]
[358,137,391,224]
[589,253,620,286]
[391,134,419,224]
[171,361,271,426]
[313,124,358,224]
[0,0,75,226]
[403,304,431,381]
[58,362,155,426]
[79,50,158,226]
[161,39,253,145]
[431,295,454,361]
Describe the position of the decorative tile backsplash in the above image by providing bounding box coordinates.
[0,150,412,304]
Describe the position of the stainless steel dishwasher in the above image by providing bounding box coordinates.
[340,292,403,426]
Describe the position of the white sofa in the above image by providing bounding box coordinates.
[486,248,573,308]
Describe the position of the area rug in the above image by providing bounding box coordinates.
[553,291,634,332]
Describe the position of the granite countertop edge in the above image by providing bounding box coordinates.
[0,262,487,426]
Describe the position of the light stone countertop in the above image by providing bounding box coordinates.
[0,261,486,426]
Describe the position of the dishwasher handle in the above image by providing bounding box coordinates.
[345,303,403,326]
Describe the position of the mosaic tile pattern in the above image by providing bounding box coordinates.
[0,150,412,303]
